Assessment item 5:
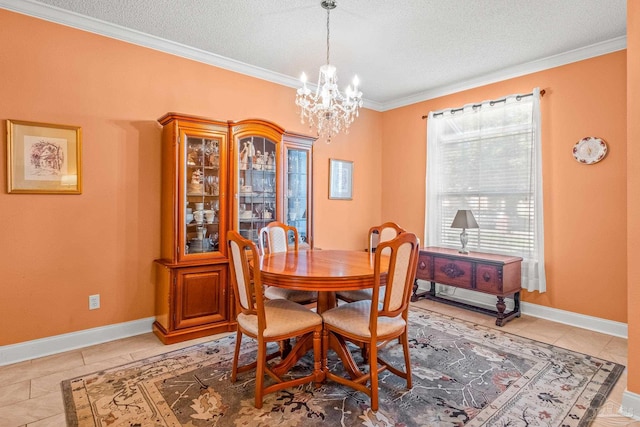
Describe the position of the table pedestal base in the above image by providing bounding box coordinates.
[271,332,324,385]
[271,291,368,384]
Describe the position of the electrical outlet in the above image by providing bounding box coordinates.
[89,294,100,310]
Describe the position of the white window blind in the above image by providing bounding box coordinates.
[425,88,546,292]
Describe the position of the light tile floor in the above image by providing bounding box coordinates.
[0,300,636,426]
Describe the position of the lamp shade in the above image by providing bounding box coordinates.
[450,210,479,229]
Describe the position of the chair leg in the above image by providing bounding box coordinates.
[255,339,266,409]
[279,339,292,358]
[231,329,242,382]
[313,329,322,387]
[321,329,329,374]
[369,339,379,411]
[360,343,369,363]
[401,331,412,388]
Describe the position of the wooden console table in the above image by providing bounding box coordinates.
[411,247,522,326]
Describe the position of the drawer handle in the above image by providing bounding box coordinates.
[441,263,464,278]
[482,271,491,282]
[419,261,426,270]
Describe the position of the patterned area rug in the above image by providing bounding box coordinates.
[62,307,624,426]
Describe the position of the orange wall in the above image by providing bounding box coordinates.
[626,0,639,394]
[0,9,382,345]
[382,52,628,323]
[0,7,631,348]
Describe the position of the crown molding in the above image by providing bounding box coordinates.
[0,0,303,87]
[381,36,627,111]
[0,1,626,113]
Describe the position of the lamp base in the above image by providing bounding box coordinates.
[459,228,469,254]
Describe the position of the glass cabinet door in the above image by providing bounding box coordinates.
[285,147,310,246]
[183,135,222,256]
[236,135,277,246]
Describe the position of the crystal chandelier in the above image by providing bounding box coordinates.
[295,0,363,143]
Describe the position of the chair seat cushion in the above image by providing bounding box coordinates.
[336,287,385,302]
[264,286,317,303]
[321,300,406,338]
[238,298,322,338]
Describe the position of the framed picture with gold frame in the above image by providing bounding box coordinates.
[6,119,82,194]
[329,158,353,200]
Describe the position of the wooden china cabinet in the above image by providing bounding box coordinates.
[153,114,315,344]
[230,119,315,249]
[154,113,232,344]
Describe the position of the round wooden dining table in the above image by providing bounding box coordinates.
[259,249,388,380]
[260,249,387,313]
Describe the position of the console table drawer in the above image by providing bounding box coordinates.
[475,265,501,293]
[416,253,433,281]
[434,258,472,289]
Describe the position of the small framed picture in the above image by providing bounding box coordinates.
[6,119,82,194]
[329,158,353,200]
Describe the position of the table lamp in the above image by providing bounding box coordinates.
[450,210,479,254]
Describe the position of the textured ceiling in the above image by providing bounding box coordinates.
[1,0,627,109]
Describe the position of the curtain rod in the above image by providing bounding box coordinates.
[421,89,546,120]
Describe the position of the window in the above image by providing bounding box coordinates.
[425,89,546,292]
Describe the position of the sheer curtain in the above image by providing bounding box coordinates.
[425,88,546,292]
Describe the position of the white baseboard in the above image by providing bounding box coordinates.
[520,299,628,338]
[0,283,631,367]
[0,317,155,366]
[621,390,640,420]
[417,281,628,338]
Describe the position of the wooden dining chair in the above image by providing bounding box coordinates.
[369,222,406,254]
[260,221,317,304]
[337,222,406,303]
[259,221,298,254]
[321,232,420,411]
[227,230,323,408]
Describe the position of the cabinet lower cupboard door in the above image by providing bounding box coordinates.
[174,266,227,329]
[153,263,231,344]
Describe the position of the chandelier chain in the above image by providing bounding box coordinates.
[326,6,330,65]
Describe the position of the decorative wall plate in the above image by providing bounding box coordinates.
[572,137,607,164]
